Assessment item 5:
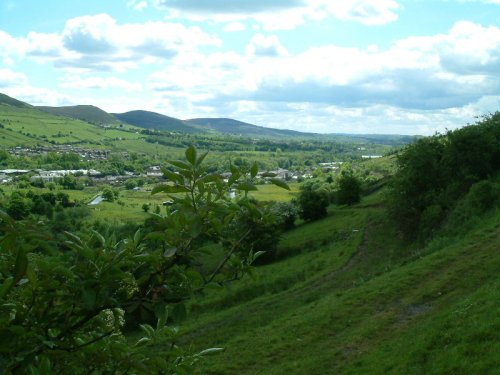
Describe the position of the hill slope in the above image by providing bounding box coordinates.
[182,192,500,374]
[36,105,120,125]
[0,93,32,109]
[114,110,199,133]
[0,101,144,149]
[187,117,314,138]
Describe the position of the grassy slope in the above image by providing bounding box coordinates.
[114,110,199,134]
[182,192,500,374]
[187,118,313,138]
[36,105,120,125]
[0,103,144,148]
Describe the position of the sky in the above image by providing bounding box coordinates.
[0,0,499,135]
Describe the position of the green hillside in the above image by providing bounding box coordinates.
[0,93,32,109]
[182,191,500,374]
[187,117,314,138]
[0,101,142,149]
[114,110,199,133]
[36,105,121,125]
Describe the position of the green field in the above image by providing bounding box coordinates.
[0,104,143,147]
[180,191,500,374]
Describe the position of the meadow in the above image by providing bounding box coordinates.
[181,190,500,375]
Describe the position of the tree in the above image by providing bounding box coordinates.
[0,146,289,374]
[337,170,361,205]
[387,112,500,240]
[142,203,150,213]
[101,187,115,202]
[6,192,31,220]
[271,201,298,230]
[125,179,137,190]
[296,180,329,221]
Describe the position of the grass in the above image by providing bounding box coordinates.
[179,192,500,374]
[0,104,144,146]
[248,182,299,202]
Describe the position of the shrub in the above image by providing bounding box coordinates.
[271,201,298,230]
[296,180,329,221]
[336,171,361,205]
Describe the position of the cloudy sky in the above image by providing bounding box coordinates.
[1,0,499,134]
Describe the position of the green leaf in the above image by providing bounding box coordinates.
[198,347,225,356]
[250,162,258,178]
[14,248,28,284]
[0,277,14,299]
[154,303,168,329]
[196,151,209,167]
[167,160,192,170]
[140,324,155,338]
[252,251,266,263]
[39,356,52,374]
[198,174,220,184]
[161,168,184,184]
[270,178,290,190]
[236,182,258,191]
[171,303,187,322]
[26,264,37,289]
[63,231,83,247]
[134,337,151,347]
[91,230,106,247]
[185,146,197,165]
[133,229,142,247]
[229,164,239,175]
[163,247,177,258]
[81,289,96,309]
[151,184,190,195]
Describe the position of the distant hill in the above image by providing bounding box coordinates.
[0,93,32,108]
[187,118,314,138]
[114,110,200,133]
[36,105,120,125]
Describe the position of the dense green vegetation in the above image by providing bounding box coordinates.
[387,112,500,241]
[0,91,498,374]
[182,203,500,374]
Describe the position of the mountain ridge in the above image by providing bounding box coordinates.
[36,105,120,125]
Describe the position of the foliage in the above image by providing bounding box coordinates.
[271,201,298,230]
[0,146,288,374]
[295,180,330,221]
[336,168,361,205]
[101,187,116,202]
[387,112,500,240]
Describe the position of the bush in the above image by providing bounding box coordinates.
[387,112,500,240]
[445,180,500,231]
[336,172,361,205]
[271,201,298,230]
[296,181,329,221]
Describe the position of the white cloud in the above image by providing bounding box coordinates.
[140,20,500,133]
[150,0,401,30]
[321,0,401,26]
[223,22,246,32]
[59,75,143,91]
[128,0,148,11]
[2,14,221,72]
[246,34,288,57]
[0,30,20,65]
[0,68,28,88]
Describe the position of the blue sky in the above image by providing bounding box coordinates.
[1,0,499,134]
